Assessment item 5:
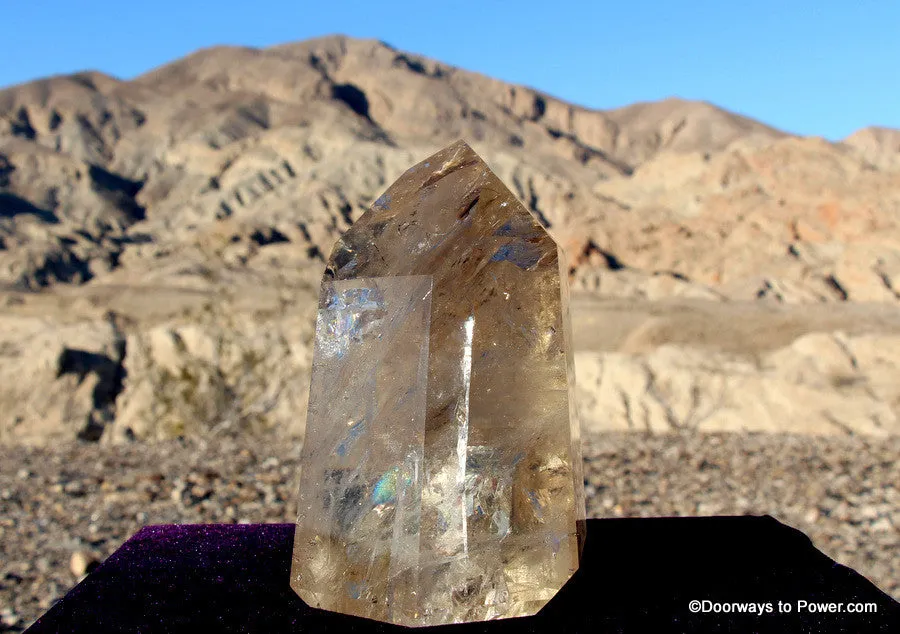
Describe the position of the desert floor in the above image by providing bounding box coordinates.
[1,431,897,631]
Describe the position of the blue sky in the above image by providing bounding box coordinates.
[1,1,897,139]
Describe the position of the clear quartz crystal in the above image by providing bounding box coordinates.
[291,140,584,626]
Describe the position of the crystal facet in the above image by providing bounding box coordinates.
[291,141,584,626]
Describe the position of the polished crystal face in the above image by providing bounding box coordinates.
[290,140,584,626]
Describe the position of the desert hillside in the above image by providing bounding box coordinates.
[1,36,899,629]
[2,34,900,445]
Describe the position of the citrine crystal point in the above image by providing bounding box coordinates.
[291,140,585,626]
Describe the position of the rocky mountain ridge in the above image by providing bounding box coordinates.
[2,35,900,444]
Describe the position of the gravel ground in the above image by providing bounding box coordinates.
[1,431,898,632]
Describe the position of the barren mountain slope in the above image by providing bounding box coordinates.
[0,35,792,290]
[1,34,900,444]
[844,126,900,170]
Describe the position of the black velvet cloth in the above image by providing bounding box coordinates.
[26,516,899,633]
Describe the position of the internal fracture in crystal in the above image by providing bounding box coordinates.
[290,140,584,626]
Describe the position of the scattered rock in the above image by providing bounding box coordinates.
[68,551,98,577]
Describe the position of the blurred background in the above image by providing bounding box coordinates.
[1,1,898,630]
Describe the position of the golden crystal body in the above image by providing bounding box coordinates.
[290,141,584,626]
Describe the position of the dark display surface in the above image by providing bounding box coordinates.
[26,516,898,633]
